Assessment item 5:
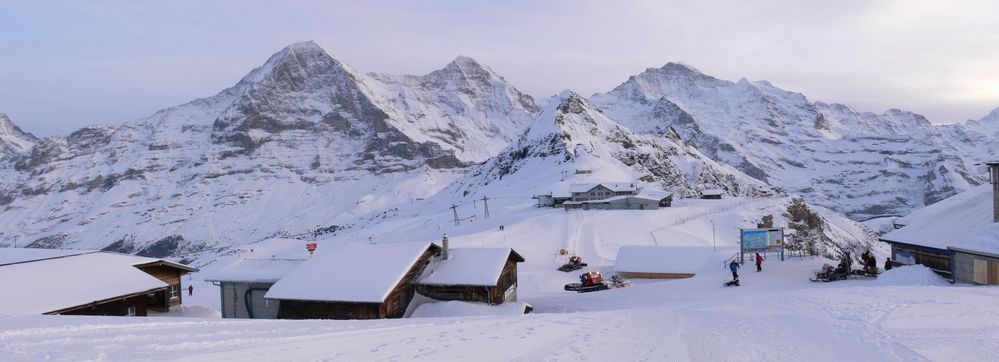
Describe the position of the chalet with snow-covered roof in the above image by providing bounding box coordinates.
[0,249,198,316]
[569,182,639,202]
[881,162,999,284]
[701,189,724,199]
[416,246,525,305]
[264,241,440,320]
[204,258,305,319]
[614,245,712,279]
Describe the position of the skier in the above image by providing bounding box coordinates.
[884,257,893,271]
[729,259,740,280]
[188,284,194,296]
[755,252,764,272]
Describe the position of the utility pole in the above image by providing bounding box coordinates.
[560,170,568,181]
[481,196,490,218]
[711,220,716,252]
[450,204,461,226]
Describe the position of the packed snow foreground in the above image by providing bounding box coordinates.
[2,197,999,361]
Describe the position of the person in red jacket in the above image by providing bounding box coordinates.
[755,252,764,272]
[188,284,194,296]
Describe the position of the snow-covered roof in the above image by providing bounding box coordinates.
[882,184,994,251]
[701,189,724,196]
[569,182,638,193]
[949,223,999,256]
[0,248,95,266]
[893,184,989,227]
[204,258,305,283]
[0,252,170,314]
[265,241,438,303]
[640,190,673,199]
[614,246,714,274]
[418,248,524,286]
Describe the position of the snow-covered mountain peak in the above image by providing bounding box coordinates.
[441,55,492,76]
[0,113,37,156]
[239,40,355,86]
[605,62,732,103]
[523,90,609,148]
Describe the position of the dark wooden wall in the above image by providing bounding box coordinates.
[58,294,150,317]
[416,258,520,305]
[277,300,383,320]
[137,265,183,309]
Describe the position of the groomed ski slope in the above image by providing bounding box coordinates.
[3,198,995,361]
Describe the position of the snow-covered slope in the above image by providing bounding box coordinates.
[0,113,36,157]
[590,63,988,220]
[0,41,535,254]
[451,90,771,201]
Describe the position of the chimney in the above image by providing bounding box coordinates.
[442,233,449,260]
[990,162,999,223]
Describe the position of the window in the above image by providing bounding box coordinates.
[126,306,136,316]
[169,285,179,300]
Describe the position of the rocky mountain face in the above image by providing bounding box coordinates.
[590,63,987,220]
[0,41,537,255]
[0,113,36,157]
[452,90,771,200]
[368,56,538,162]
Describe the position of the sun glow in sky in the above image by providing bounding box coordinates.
[2,0,998,136]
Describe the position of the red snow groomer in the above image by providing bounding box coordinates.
[564,271,610,293]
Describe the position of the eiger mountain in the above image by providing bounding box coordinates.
[591,62,988,220]
[0,41,994,255]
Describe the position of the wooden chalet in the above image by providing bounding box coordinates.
[416,247,526,305]
[264,241,440,320]
[0,249,198,316]
[881,162,999,285]
[701,189,724,199]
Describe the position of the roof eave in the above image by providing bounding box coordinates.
[43,286,169,315]
[948,246,999,259]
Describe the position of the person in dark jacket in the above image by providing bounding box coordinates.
[729,260,740,280]
[884,257,893,271]
[755,252,764,272]
[866,255,877,274]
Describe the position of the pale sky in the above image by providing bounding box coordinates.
[2,0,998,136]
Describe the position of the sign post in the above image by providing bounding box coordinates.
[740,228,785,263]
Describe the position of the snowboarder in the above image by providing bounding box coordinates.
[884,257,893,271]
[188,284,194,296]
[755,252,764,272]
[729,259,740,281]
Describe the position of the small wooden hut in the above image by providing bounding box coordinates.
[415,248,525,305]
[265,241,440,320]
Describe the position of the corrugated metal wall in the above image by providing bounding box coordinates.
[220,282,280,319]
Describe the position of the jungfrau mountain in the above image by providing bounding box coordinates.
[590,62,987,220]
